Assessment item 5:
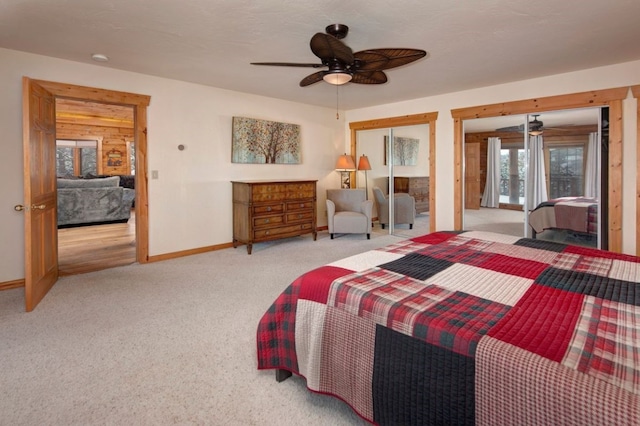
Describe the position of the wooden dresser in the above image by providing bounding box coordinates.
[232,180,317,254]
[393,176,429,213]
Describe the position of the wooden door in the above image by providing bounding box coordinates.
[465,142,481,210]
[22,77,59,311]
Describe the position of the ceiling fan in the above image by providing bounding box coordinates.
[251,24,427,87]
[496,115,548,135]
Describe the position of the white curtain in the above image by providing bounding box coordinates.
[527,135,548,211]
[481,137,501,208]
[584,132,599,198]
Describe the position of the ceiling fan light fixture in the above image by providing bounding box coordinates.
[323,70,352,85]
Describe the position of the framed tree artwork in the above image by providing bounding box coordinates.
[232,117,301,164]
[384,136,419,166]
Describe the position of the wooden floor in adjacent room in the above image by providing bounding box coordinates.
[58,213,136,276]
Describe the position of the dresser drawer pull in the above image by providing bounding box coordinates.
[298,214,303,218]
[300,203,305,208]
[265,231,270,235]
[267,206,272,212]
[265,219,270,223]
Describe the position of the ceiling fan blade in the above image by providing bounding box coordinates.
[251,62,324,68]
[354,49,426,71]
[496,124,525,132]
[299,71,326,87]
[351,70,387,84]
[310,33,354,64]
[544,126,574,131]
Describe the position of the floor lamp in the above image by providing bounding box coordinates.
[335,153,356,189]
[357,154,372,199]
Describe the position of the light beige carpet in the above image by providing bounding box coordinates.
[0,218,435,426]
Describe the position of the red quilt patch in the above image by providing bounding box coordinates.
[298,266,353,304]
[488,284,584,362]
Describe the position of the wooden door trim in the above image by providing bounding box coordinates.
[349,112,439,232]
[451,86,630,253]
[464,142,481,210]
[631,85,640,256]
[30,78,151,264]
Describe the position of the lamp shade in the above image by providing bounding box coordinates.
[357,155,371,171]
[335,154,356,171]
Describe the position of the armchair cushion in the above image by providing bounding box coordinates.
[326,189,373,239]
[373,186,415,229]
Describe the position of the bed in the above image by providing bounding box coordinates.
[256,230,639,425]
[528,197,598,238]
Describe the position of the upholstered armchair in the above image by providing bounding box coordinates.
[372,187,415,229]
[326,189,373,239]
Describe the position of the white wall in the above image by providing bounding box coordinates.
[2,48,639,283]
[346,60,640,255]
[0,48,345,282]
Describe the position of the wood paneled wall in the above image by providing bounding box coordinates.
[56,122,133,175]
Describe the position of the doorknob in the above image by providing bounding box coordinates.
[15,204,46,211]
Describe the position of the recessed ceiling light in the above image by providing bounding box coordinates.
[91,53,109,62]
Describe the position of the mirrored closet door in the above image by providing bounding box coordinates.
[356,124,430,238]
[462,108,604,249]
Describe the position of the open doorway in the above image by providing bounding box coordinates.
[55,99,137,275]
[22,78,150,311]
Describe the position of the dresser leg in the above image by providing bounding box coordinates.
[247,244,253,255]
[313,231,317,241]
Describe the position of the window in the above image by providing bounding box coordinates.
[128,141,135,175]
[547,146,584,198]
[500,148,525,205]
[56,140,98,176]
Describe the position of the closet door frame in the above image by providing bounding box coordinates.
[452,87,628,253]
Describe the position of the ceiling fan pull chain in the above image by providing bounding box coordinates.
[336,84,339,120]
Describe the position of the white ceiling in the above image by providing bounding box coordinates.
[2,0,639,113]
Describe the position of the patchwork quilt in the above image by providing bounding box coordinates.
[529,196,598,235]
[257,231,639,425]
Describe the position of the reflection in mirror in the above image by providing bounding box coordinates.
[462,108,601,248]
[356,124,429,238]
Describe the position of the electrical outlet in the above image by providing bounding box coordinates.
[151,170,159,179]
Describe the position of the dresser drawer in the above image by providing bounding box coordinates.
[287,211,313,222]
[253,215,284,228]
[253,203,284,216]
[286,182,315,192]
[253,192,286,202]
[286,201,313,211]
[408,177,428,189]
[286,183,315,199]
[252,184,287,195]
[252,184,286,202]
[254,223,311,239]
